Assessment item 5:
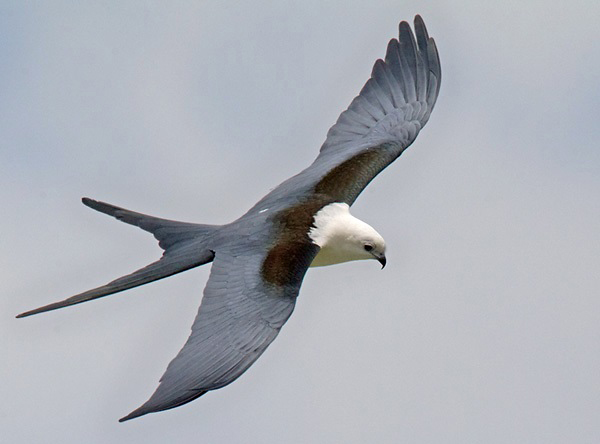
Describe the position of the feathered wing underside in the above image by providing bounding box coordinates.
[120,242,318,421]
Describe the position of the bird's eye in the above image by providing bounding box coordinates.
[364,244,373,252]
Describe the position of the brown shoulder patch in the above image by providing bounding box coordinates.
[315,145,397,204]
[261,197,328,288]
[261,240,318,288]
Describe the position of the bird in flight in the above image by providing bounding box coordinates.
[18,15,441,421]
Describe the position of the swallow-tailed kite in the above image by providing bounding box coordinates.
[18,15,441,421]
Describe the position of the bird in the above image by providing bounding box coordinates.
[17,15,441,422]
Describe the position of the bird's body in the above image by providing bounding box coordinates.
[17,16,441,421]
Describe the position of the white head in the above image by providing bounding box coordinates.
[308,203,387,268]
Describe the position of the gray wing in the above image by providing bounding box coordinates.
[119,242,318,422]
[248,15,441,212]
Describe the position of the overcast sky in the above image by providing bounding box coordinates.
[2,1,600,443]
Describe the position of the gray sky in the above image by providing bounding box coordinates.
[3,1,600,443]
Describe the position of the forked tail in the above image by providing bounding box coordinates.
[17,198,218,318]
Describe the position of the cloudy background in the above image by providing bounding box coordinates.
[2,1,599,443]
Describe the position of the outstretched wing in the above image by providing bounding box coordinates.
[120,240,318,421]
[248,15,440,213]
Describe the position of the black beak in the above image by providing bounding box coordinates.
[377,255,386,269]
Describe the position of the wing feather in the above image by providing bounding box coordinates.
[397,21,418,103]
